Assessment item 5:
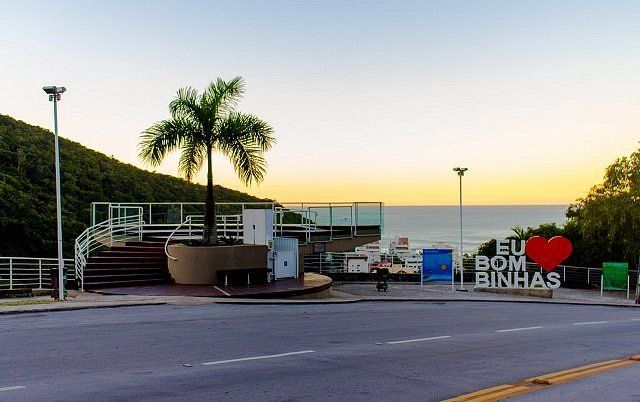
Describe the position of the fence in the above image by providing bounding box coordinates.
[304,253,640,292]
[304,252,350,273]
[457,258,639,290]
[0,257,74,290]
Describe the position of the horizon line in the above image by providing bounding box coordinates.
[383,204,570,207]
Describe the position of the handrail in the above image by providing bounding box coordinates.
[74,207,143,291]
[164,214,243,260]
[164,215,202,261]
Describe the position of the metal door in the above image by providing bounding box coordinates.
[273,237,299,279]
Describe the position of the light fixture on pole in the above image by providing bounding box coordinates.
[43,85,66,300]
[453,167,468,292]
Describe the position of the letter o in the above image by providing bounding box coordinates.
[491,256,508,271]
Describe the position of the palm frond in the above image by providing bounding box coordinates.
[138,117,200,167]
[219,140,267,185]
[178,136,206,181]
[218,112,276,152]
[169,87,203,124]
[215,126,266,185]
[203,76,245,121]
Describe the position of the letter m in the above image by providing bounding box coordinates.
[509,256,526,272]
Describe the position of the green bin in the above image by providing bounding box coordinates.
[602,262,628,291]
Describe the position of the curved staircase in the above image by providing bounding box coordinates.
[83,238,172,289]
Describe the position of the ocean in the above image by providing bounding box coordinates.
[382,205,567,253]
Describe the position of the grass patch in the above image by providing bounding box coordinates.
[0,299,52,307]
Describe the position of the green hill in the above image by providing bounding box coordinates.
[0,114,269,257]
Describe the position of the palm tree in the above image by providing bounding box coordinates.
[510,225,529,241]
[139,77,275,245]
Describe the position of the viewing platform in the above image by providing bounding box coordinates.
[73,201,383,296]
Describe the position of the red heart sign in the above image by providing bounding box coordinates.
[525,236,572,272]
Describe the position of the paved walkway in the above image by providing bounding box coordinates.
[333,282,639,306]
[0,282,637,314]
[95,273,332,298]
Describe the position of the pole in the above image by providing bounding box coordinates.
[53,96,65,300]
[451,252,455,292]
[627,275,630,300]
[459,173,464,290]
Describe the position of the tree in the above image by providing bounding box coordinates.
[476,146,640,268]
[138,77,275,244]
[569,146,640,266]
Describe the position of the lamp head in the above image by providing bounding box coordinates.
[43,86,66,101]
[43,86,66,95]
[453,167,469,176]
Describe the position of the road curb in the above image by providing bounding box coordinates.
[214,298,363,305]
[213,296,639,308]
[353,297,640,308]
[0,302,167,315]
[1,297,636,310]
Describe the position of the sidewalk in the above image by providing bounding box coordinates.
[332,282,640,307]
[0,283,637,314]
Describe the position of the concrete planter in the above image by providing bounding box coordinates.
[474,287,553,299]
[167,244,268,285]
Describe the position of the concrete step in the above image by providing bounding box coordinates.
[84,273,169,282]
[124,241,166,248]
[94,250,166,258]
[85,266,167,273]
[86,258,166,266]
[84,278,170,289]
[87,254,167,264]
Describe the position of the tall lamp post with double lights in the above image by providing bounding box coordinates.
[43,85,66,300]
[453,167,468,291]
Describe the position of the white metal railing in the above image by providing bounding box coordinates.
[90,202,384,242]
[90,202,275,226]
[74,206,144,290]
[164,215,243,260]
[306,253,638,290]
[0,257,74,290]
[303,252,350,273]
[274,208,319,243]
[458,259,607,283]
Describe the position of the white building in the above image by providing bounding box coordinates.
[355,241,381,268]
[403,254,422,273]
[345,254,369,273]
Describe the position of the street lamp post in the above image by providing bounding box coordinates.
[453,167,468,291]
[43,85,66,300]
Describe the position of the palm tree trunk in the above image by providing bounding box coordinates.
[203,145,217,245]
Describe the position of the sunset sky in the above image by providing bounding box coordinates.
[1,0,639,205]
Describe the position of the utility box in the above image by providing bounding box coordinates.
[243,209,273,246]
[273,237,299,279]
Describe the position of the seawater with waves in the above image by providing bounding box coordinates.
[382,205,567,253]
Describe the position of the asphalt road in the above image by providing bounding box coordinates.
[1,301,639,401]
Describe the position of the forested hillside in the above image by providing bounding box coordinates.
[0,114,268,257]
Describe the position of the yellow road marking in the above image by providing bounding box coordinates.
[443,354,640,402]
[525,359,622,382]
[469,386,532,402]
[442,384,514,401]
[533,360,634,385]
